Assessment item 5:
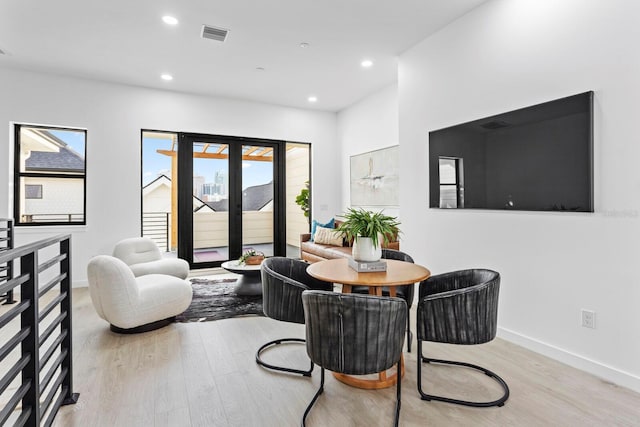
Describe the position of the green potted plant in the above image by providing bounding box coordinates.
[238,249,265,265]
[336,208,400,262]
[295,181,310,222]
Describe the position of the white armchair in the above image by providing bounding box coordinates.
[87,255,193,333]
[112,237,189,279]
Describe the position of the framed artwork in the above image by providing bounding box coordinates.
[350,145,399,207]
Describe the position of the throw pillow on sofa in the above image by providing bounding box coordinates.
[313,226,343,246]
[311,218,335,241]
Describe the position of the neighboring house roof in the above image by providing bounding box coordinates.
[243,182,273,211]
[143,174,170,189]
[193,196,213,212]
[143,175,214,213]
[142,174,171,196]
[24,130,84,173]
[205,199,229,212]
[142,174,272,212]
[204,182,273,212]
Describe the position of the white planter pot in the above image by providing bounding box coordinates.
[352,236,382,262]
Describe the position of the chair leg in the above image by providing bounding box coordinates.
[406,313,412,353]
[256,338,314,377]
[394,360,402,427]
[301,368,325,427]
[416,340,510,408]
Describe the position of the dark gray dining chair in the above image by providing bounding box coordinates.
[350,249,416,352]
[256,257,333,376]
[301,290,407,426]
[416,269,509,407]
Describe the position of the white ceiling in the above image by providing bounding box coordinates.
[0,0,486,112]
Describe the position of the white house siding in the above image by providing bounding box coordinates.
[23,176,84,219]
[242,210,273,246]
[285,145,310,248]
[143,184,171,213]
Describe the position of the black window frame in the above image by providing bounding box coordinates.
[13,124,87,226]
[438,156,464,209]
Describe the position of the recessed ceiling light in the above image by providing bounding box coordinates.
[300,42,310,48]
[361,59,373,68]
[308,96,317,103]
[161,74,173,81]
[162,15,179,26]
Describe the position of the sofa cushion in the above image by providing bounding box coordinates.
[301,240,352,260]
[311,218,335,241]
[314,226,343,246]
[324,246,352,258]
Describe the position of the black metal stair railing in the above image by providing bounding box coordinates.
[0,218,16,305]
[0,234,79,426]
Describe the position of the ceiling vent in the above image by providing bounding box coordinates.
[480,120,509,130]
[201,25,228,42]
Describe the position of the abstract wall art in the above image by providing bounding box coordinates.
[350,145,399,207]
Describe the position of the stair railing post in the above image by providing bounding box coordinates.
[60,237,79,405]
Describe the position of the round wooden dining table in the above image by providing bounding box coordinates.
[306,258,431,389]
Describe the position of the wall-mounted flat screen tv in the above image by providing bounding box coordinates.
[429,91,594,212]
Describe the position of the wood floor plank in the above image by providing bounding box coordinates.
[179,323,229,427]
[153,326,192,427]
[42,287,640,427]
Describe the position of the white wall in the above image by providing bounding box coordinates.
[337,84,400,219]
[396,0,640,391]
[0,67,340,284]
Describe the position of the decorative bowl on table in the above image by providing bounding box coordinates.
[238,250,265,265]
[244,255,265,265]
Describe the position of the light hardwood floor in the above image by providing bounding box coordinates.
[48,287,640,427]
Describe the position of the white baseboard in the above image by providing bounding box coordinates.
[498,327,640,394]
[72,280,88,288]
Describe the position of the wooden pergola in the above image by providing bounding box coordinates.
[157,140,276,162]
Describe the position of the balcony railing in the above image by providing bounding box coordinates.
[142,211,275,252]
[19,214,84,224]
[142,212,170,252]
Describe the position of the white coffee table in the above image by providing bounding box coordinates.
[220,260,263,296]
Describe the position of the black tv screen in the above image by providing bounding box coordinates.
[429,91,594,212]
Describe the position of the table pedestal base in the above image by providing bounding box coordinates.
[233,274,262,296]
[332,355,405,389]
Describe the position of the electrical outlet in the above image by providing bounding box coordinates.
[581,309,596,329]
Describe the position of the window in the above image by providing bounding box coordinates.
[25,184,43,199]
[14,125,86,225]
[439,157,464,208]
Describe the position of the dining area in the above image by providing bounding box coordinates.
[256,250,509,426]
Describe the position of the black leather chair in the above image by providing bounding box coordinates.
[301,291,407,427]
[416,269,509,407]
[350,249,416,352]
[256,257,333,376]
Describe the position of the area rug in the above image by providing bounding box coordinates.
[175,277,264,323]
